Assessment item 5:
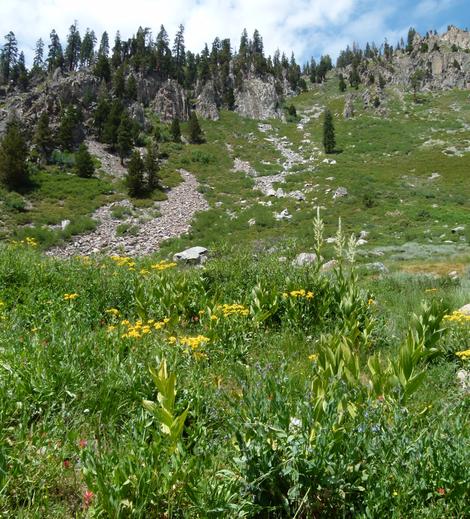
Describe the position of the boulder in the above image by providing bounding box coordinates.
[458,304,470,315]
[292,252,318,267]
[321,259,338,272]
[173,246,208,264]
[274,208,292,221]
[365,262,388,274]
[333,187,348,199]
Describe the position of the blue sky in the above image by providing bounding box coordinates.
[0,0,469,65]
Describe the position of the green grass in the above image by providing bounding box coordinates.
[0,240,468,517]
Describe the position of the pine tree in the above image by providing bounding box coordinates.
[323,109,336,154]
[98,31,109,57]
[0,118,29,191]
[156,25,171,78]
[33,112,53,161]
[33,38,45,71]
[406,27,417,53]
[170,118,181,142]
[125,74,137,100]
[15,52,28,90]
[125,149,144,197]
[224,86,235,110]
[47,30,63,72]
[339,73,347,92]
[173,24,185,83]
[94,53,111,82]
[117,114,133,164]
[188,112,204,144]
[58,106,83,151]
[111,31,122,68]
[103,100,123,148]
[410,69,424,102]
[1,31,18,81]
[80,29,96,68]
[65,22,81,71]
[144,143,160,191]
[113,65,125,97]
[75,143,95,178]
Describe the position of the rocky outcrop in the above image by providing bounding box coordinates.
[343,94,355,119]
[0,70,101,135]
[151,79,189,122]
[195,81,219,120]
[235,77,281,120]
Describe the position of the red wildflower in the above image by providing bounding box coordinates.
[437,487,446,496]
[83,490,94,507]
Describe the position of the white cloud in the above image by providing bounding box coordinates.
[0,0,363,64]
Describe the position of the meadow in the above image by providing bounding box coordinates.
[0,217,468,517]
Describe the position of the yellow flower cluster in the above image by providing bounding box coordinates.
[168,335,210,360]
[0,300,5,321]
[110,256,136,268]
[456,349,470,360]
[282,289,314,299]
[443,311,470,323]
[308,353,318,361]
[216,303,250,317]
[11,237,38,247]
[120,317,170,339]
[151,260,177,271]
[64,293,79,301]
[425,288,438,293]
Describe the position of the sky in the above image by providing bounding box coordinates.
[0,0,469,66]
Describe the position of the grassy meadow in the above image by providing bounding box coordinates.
[0,220,469,517]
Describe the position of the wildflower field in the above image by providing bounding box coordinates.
[0,222,469,518]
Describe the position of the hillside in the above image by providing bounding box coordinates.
[0,23,469,519]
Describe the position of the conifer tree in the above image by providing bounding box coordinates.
[75,143,95,178]
[170,118,181,142]
[144,143,160,191]
[339,73,347,92]
[98,31,109,57]
[103,100,123,148]
[125,74,137,100]
[0,118,29,191]
[113,65,125,97]
[188,111,204,144]
[33,112,53,161]
[93,93,110,140]
[173,24,186,82]
[1,31,18,81]
[33,38,45,71]
[64,22,81,71]
[80,29,96,67]
[323,109,336,154]
[125,149,144,197]
[58,106,83,151]
[94,53,111,82]
[117,114,133,164]
[47,30,63,72]
[111,31,122,68]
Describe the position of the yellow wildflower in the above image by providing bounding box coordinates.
[456,349,470,359]
[64,293,79,301]
[107,325,116,332]
[308,353,318,362]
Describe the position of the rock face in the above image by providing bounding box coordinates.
[151,79,189,122]
[235,77,281,120]
[195,81,219,120]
